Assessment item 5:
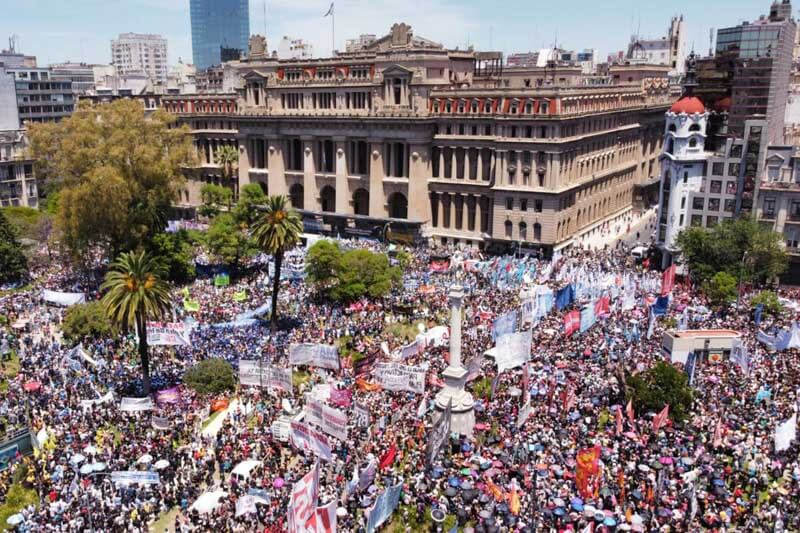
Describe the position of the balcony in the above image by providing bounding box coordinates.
[760,180,800,191]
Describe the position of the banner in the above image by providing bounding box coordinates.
[492,311,518,341]
[239,360,293,392]
[400,341,420,360]
[110,471,160,485]
[329,388,352,408]
[288,463,319,532]
[517,399,532,429]
[42,290,85,306]
[79,390,114,410]
[730,340,750,376]
[183,299,200,312]
[563,310,581,337]
[155,387,180,405]
[555,284,575,311]
[233,291,247,302]
[321,405,348,441]
[358,460,377,492]
[289,421,332,461]
[147,322,192,347]
[366,481,404,533]
[214,273,230,286]
[580,304,596,334]
[661,264,676,296]
[289,343,340,371]
[575,446,601,499]
[775,413,797,452]
[465,354,482,382]
[119,397,154,412]
[494,331,532,373]
[152,416,171,430]
[425,399,451,466]
[305,399,324,427]
[353,403,370,428]
[311,499,337,533]
[373,362,426,394]
[429,258,450,272]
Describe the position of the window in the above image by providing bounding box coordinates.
[707,216,718,227]
[791,200,800,219]
[533,223,542,240]
[520,199,528,211]
[786,228,799,248]
[680,197,686,209]
[679,214,684,226]
[725,181,737,194]
[708,198,720,211]
[505,220,513,238]
[724,199,735,212]
[505,198,514,210]
[534,199,543,212]
[519,222,527,240]
[730,145,743,158]
[710,180,722,194]
[692,197,704,210]
[691,215,702,227]
[689,138,697,148]
[729,163,741,176]
[689,123,701,132]
[764,196,776,217]
[712,162,725,176]
[683,172,688,184]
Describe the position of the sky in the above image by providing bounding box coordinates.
[0,0,783,67]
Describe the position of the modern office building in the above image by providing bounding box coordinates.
[715,0,796,144]
[3,66,74,125]
[49,62,96,95]
[162,22,670,253]
[190,0,250,69]
[111,33,168,83]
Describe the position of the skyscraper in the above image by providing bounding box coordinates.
[190,0,250,69]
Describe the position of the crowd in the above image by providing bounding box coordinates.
[0,234,798,532]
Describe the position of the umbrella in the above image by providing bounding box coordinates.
[154,459,170,470]
[445,487,457,497]
[336,507,347,518]
[69,454,86,465]
[6,514,24,526]
[137,454,153,465]
[23,380,41,393]
[83,445,97,455]
[79,463,105,475]
[461,480,474,490]
[448,476,460,487]
[461,468,471,475]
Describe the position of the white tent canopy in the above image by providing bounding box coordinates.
[231,460,262,480]
[190,491,228,514]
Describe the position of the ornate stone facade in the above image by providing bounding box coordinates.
[163,23,672,254]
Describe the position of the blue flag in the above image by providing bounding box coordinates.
[555,284,575,311]
[754,304,764,326]
[652,296,669,316]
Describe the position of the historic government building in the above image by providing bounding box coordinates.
[162,23,673,254]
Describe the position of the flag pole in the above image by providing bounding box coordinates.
[332,6,335,54]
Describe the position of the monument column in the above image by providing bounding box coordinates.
[434,285,475,437]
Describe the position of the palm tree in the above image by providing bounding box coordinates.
[215,144,239,183]
[251,195,302,331]
[101,251,172,396]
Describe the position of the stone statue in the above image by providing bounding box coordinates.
[249,35,267,57]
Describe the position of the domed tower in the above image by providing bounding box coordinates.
[657,52,710,266]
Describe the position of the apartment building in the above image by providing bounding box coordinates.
[162,23,670,254]
[111,33,168,83]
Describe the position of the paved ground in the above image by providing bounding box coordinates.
[582,207,657,251]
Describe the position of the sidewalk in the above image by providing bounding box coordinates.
[579,207,657,251]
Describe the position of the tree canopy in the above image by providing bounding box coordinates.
[0,209,28,284]
[61,301,116,343]
[627,361,694,423]
[199,183,233,218]
[184,358,236,395]
[702,271,738,308]
[204,213,258,269]
[27,99,194,260]
[233,183,267,227]
[676,217,787,286]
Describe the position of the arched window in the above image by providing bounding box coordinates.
[388,192,408,219]
[668,124,677,132]
[289,183,304,209]
[533,223,542,241]
[519,222,527,241]
[353,188,369,216]
[688,123,701,132]
[666,138,674,155]
[689,138,698,148]
[320,185,336,212]
[504,220,512,238]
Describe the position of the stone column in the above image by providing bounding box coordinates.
[464,149,471,180]
[451,148,458,180]
[449,194,456,229]
[434,285,475,437]
[334,138,349,214]
[368,140,385,217]
[439,149,445,179]
[408,143,431,222]
[267,136,287,197]
[475,195,483,235]
[516,151,523,184]
[477,149,483,181]
[302,138,317,210]
[237,136,251,188]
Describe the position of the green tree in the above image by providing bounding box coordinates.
[627,361,694,423]
[0,209,28,284]
[199,183,233,218]
[101,251,172,396]
[251,195,302,331]
[184,358,235,395]
[702,271,738,308]
[304,239,343,295]
[676,217,787,286]
[27,99,194,260]
[61,301,116,342]
[147,230,197,284]
[331,249,402,302]
[205,213,258,270]
[215,144,239,182]
[233,183,267,227]
[751,291,783,317]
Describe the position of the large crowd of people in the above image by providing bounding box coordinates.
[1,234,799,532]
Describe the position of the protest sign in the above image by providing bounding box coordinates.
[366,481,403,533]
[289,343,340,370]
[239,360,293,392]
[353,403,370,428]
[119,397,154,412]
[289,421,332,461]
[111,471,160,485]
[146,322,192,347]
[374,362,426,394]
[494,331,532,373]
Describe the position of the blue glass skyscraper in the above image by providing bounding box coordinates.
[190,0,250,69]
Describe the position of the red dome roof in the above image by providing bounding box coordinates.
[669,95,705,115]
[713,96,732,112]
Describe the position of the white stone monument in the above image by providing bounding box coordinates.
[434,284,475,437]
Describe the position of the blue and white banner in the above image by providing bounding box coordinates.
[366,481,403,533]
[492,311,518,341]
[110,471,160,485]
[580,304,596,334]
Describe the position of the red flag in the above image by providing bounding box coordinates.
[615,406,623,436]
[626,399,635,425]
[563,310,581,336]
[562,385,576,413]
[661,264,676,296]
[642,258,650,269]
[379,444,397,470]
[575,445,601,499]
[594,296,610,317]
[652,404,669,434]
[712,418,726,448]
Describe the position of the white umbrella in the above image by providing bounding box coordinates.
[6,514,24,526]
[153,459,170,470]
[83,445,97,455]
[137,453,153,465]
[69,454,86,465]
[190,490,228,514]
